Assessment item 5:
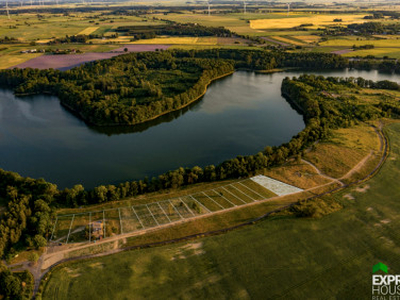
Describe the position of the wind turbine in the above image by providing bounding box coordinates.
[5,1,10,20]
[243,1,247,14]
[287,3,290,17]
[207,1,211,16]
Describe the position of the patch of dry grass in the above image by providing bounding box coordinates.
[250,14,368,30]
[304,124,380,178]
[77,26,99,35]
[263,161,332,189]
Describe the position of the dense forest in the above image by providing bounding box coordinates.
[0,264,32,300]
[0,169,56,258]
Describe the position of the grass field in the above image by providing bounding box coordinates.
[41,122,400,299]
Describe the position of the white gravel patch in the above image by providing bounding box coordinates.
[250,175,303,196]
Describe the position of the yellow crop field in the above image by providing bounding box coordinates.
[0,53,43,69]
[131,37,218,45]
[295,35,321,43]
[250,14,368,30]
[321,38,400,47]
[78,27,99,35]
[36,39,53,44]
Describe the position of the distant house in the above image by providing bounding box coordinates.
[91,221,104,239]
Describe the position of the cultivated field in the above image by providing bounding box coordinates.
[250,14,368,30]
[41,122,400,299]
[10,45,170,70]
[77,26,99,35]
[269,36,306,46]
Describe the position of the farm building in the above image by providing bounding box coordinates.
[91,221,104,239]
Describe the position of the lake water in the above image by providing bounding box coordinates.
[0,69,398,189]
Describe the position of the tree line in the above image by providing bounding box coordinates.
[116,23,232,41]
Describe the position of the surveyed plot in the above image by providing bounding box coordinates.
[147,202,171,225]
[223,184,254,204]
[133,205,160,228]
[158,200,183,222]
[104,209,121,237]
[190,193,225,212]
[180,195,211,215]
[67,213,90,244]
[51,215,74,243]
[51,176,304,244]
[119,207,142,234]
[168,198,196,219]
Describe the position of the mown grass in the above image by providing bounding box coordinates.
[263,161,332,189]
[41,122,400,299]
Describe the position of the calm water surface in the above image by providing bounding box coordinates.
[0,69,398,188]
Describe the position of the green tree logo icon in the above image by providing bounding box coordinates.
[373,263,388,274]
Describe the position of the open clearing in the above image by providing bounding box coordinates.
[41,122,400,300]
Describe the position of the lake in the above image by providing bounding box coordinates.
[0,69,398,189]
